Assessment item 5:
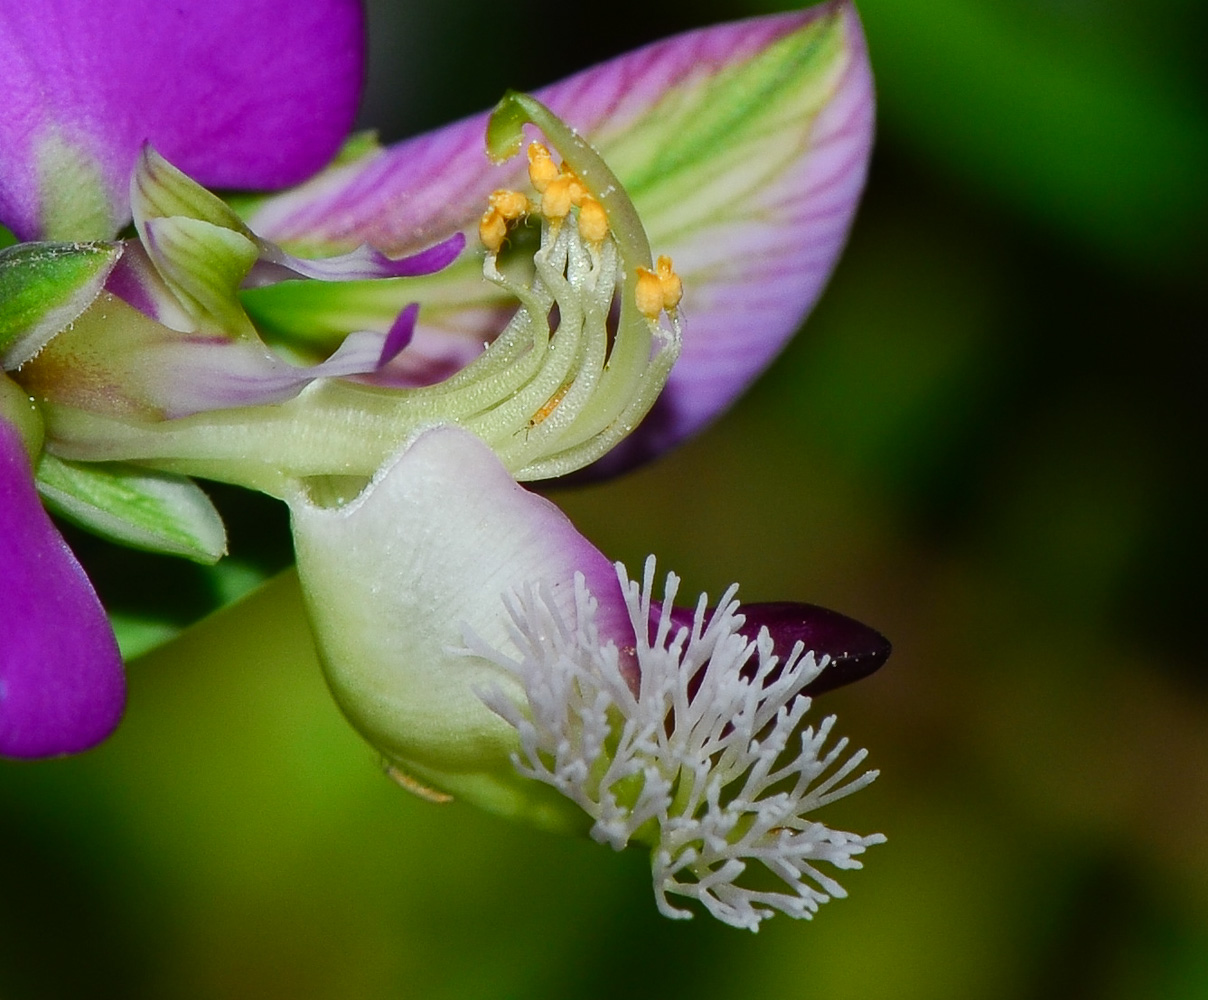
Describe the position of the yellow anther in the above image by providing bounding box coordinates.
[478,207,508,253]
[488,188,529,221]
[634,266,665,320]
[528,381,573,431]
[560,168,588,207]
[528,142,559,193]
[541,174,575,220]
[577,196,609,245]
[655,255,683,311]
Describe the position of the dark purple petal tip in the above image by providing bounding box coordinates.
[249,231,466,286]
[376,232,466,278]
[738,602,891,696]
[379,303,419,367]
[1,420,124,758]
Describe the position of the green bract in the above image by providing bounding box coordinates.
[35,455,226,564]
[0,241,120,367]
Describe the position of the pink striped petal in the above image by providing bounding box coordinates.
[249,232,465,285]
[250,3,873,472]
[0,418,124,757]
[20,292,416,419]
[0,0,363,240]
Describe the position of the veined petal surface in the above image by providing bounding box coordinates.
[19,292,415,420]
[0,419,124,757]
[0,0,364,240]
[251,3,873,470]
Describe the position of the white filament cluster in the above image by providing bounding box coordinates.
[472,556,885,931]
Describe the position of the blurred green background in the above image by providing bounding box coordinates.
[4,1,1207,996]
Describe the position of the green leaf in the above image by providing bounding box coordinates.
[36,454,228,564]
[803,0,1208,274]
[0,241,121,366]
[108,560,270,660]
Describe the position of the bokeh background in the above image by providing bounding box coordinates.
[4,1,1207,997]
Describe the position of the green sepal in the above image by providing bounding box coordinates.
[0,241,122,367]
[131,147,261,337]
[241,258,501,354]
[242,276,411,350]
[36,453,228,564]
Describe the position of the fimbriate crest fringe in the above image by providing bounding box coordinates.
[470,555,884,931]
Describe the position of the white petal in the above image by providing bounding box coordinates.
[288,424,628,827]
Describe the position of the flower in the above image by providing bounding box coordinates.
[1,0,886,929]
[289,424,889,930]
[1,380,123,757]
[247,1,875,473]
[0,0,363,241]
[0,0,366,755]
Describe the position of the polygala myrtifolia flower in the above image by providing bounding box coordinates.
[0,0,887,927]
[293,424,891,931]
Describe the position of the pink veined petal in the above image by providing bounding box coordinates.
[0,0,364,240]
[248,232,466,286]
[18,292,416,420]
[0,419,124,758]
[250,3,874,474]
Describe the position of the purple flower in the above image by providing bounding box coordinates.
[291,424,889,930]
[2,0,888,927]
[0,0,366,755]
[0,411,123,757]
[0,0,363,241]
[18,3,874,481]
[248,2,875,473]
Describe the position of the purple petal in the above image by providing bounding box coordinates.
[0,0,364,239]
[20,291,408,419]
[154,331,398,417]
[0,419,124,757]
[378,303,418,367]
[667,599,890,697]
[248,232,466,286]
[739,602,891,696]
[250,4,873,473]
